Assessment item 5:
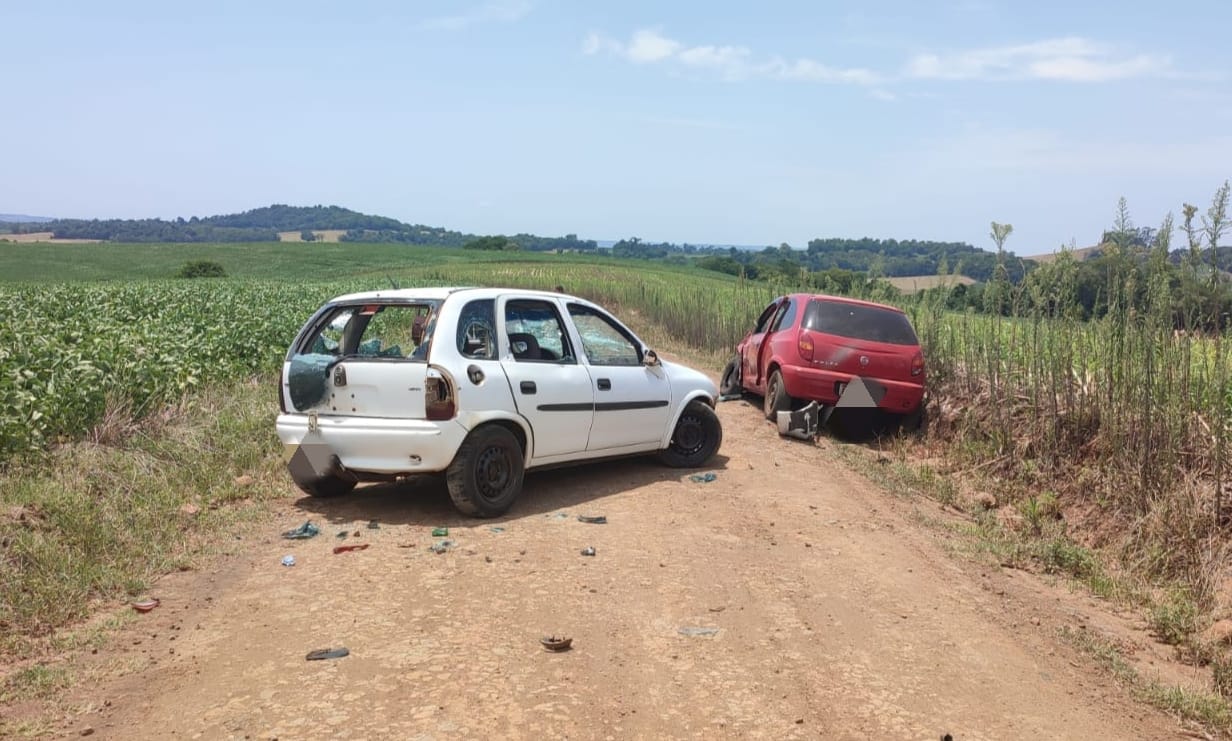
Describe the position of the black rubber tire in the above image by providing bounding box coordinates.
[446,425,525,517]
[296,474,357,498]
[900,405,927,434]
[658,400,723,468]
[763,369,792,420]
[719,355,742,396]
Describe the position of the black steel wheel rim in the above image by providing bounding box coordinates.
[671,413,706,456]
[476,445,512,501]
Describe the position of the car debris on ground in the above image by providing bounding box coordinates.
[540,636,573,652]
[777,401,821,441]
[305,647,349,661]
[677,626,720,637]
[333,544,370,554]
[576,515,606,524]
[281,521,320,539]
[130,598,160,613]
[689,472,717,483]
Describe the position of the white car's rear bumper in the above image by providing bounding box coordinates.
[276,413,469,474]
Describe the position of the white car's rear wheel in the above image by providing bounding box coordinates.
[296,474,357,498]
[447,425,525,517]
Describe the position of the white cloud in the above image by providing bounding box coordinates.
[906,37,1170,82]
[587,28,876,85]
[763,57,879,85]
[677,44,751,70]
[869,88,897,102]
[418,1,532,31]
[625,29,681,63]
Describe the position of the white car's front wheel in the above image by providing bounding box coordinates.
[446,425,525,517]
[659,401,723,468]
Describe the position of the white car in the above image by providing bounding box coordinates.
[276,287,722,517]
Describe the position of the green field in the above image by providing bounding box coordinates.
[0,241,554,281]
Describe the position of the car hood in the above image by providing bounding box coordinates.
[662,358,718,400]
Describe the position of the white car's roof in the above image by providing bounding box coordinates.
[328,286,587,304]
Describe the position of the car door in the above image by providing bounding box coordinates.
[566,302,671,452]
[498,296,595,460]
[763,296,800,367]
[742,298,785,391]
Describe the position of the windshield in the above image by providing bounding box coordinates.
[804,299,918,345]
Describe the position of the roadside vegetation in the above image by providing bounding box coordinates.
[3,183,1232,731]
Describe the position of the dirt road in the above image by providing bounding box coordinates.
[68,399,1186,739]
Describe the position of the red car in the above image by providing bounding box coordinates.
[721,293,925,427]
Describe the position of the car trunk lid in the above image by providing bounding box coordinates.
[802,299,920,383]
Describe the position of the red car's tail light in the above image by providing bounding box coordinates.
[798,332,814,361]
[425,371,457,421]
[911,352,925,377]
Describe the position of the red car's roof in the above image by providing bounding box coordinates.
[788,293,906,315]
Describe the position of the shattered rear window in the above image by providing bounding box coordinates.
[296,301,439,360]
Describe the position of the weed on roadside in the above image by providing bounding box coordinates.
[1060,626,1232,733]
[0,377,284,653]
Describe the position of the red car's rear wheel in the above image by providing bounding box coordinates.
[763,370,792,420]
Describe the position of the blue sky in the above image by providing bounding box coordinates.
[4,1,1230,254]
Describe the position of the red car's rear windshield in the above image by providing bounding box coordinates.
[804,299,919,346]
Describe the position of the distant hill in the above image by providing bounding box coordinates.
[1,204,598,251]
[0,214,54,223]
[802,237,1024,283]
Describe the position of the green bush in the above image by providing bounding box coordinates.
[176,260,226,279]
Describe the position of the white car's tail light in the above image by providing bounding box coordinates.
[425,370,457,421]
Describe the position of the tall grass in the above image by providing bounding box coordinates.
[910,249,1232,600]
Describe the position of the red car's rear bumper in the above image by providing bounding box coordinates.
[780,364,924,414]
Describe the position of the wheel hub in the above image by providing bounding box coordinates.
[672,415,705,454]
[476,446,510,498]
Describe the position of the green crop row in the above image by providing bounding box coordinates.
[0,282,345,460]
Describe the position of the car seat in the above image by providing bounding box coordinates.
[508,332,542,360]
